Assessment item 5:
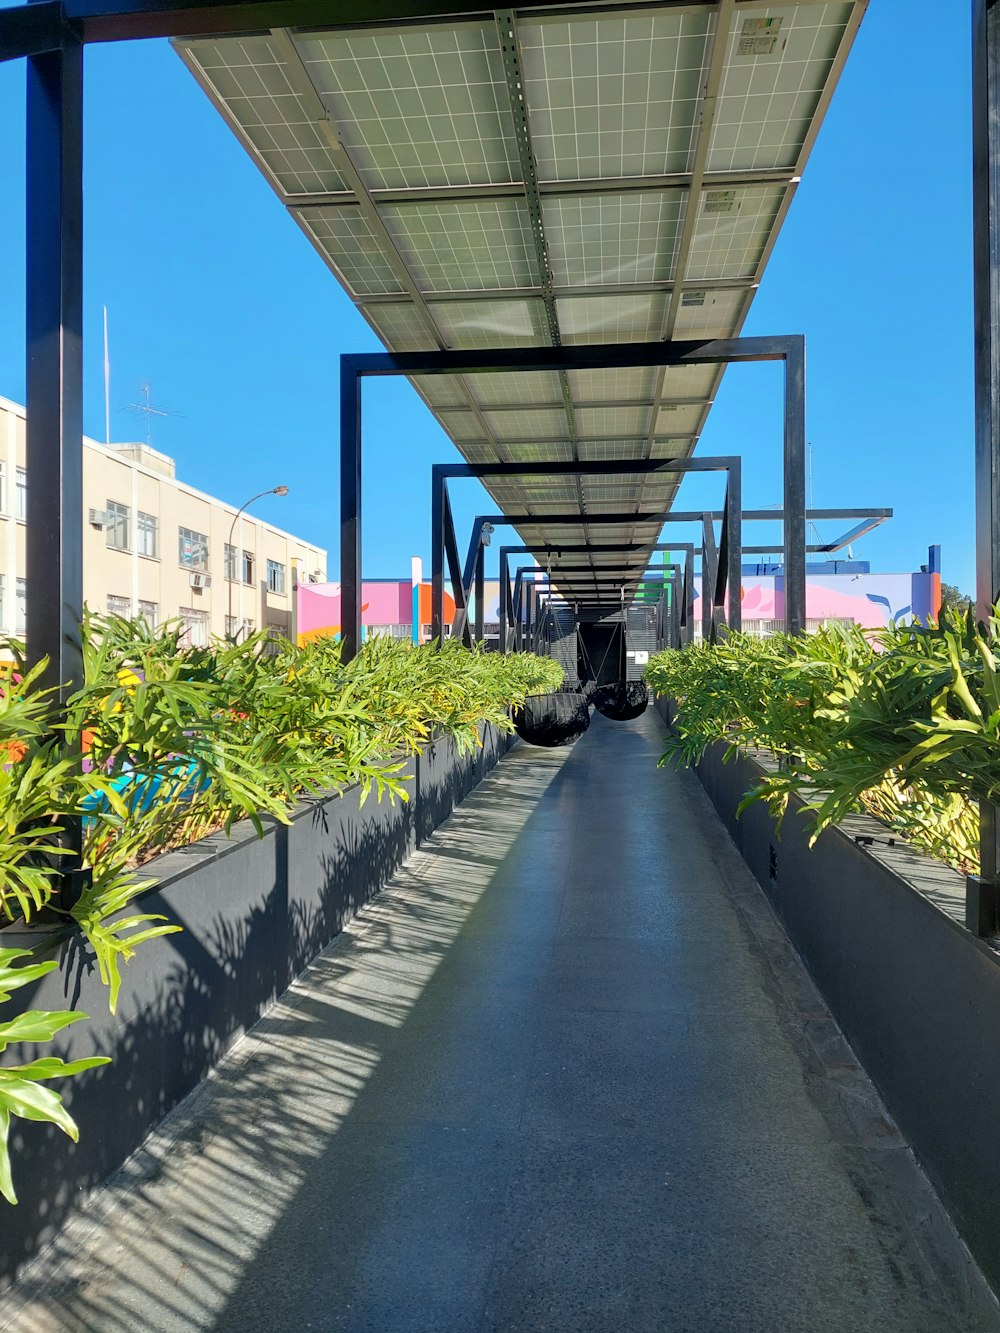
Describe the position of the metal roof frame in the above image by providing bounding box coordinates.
[341,337,802,656]
[437,455,738,645]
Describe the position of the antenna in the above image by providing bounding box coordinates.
[806,440,823,546]
[103,307,111,445]
[124,382,178,448]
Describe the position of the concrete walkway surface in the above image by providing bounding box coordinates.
[2,710,998,1332]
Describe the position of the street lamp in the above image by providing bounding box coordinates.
[226,486,289,639]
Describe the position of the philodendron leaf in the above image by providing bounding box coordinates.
[0,952,59,1003]
[0,1072,87,1206]
[4,1056,110,1081]
[0,1010,86,1051]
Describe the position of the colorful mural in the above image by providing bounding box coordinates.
[297,581,456,645]
[682,569,941,630]
[299,555,942,644]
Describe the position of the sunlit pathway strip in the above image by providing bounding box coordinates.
[2,712,997,1332]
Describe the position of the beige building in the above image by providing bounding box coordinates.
[0,395,327,646]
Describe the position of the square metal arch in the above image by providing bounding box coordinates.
[481,508,728,648]
[434,456,740,648]
[340,337,805,658]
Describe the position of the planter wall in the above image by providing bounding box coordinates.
[655,696,1000,1293]
[0,722,515,1287]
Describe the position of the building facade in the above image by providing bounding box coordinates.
[0,396,327,645]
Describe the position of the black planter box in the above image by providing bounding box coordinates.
[0,722,515,1286]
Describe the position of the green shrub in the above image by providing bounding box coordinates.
[644,612,997,876]
[0,620,561,1202]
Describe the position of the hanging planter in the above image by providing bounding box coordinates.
[592,681,649,721]
[513,690,591,747]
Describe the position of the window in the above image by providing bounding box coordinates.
[266,559,285,595]
[366,624,410,641]
[225,615,255,641]
[138,600,158,624]
[226,547,255,584]
[178,527,209,571]
[106,501,129,551]
[15,468,26,520]
[138,511,158,558]
[263,621,286,655]
[16,578,26,636]
[179,607,209,648]
[107,594,131,618]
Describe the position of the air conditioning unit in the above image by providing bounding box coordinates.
[88,508,111,528]
[189,571,212,590]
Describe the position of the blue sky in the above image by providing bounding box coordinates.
[0,0,975,590]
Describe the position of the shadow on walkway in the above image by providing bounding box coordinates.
[2,713,997,1332]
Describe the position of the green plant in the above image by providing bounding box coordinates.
[0,618,561,1200]
[0,949,109,1205]
[645,612,999,876]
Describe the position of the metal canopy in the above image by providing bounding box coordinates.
[175,0,865,599]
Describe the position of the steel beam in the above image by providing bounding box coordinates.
[26,35,84,703]
[974,0,1000,892]
[342,336,802,379]
[783,335,807,634]
[339,358,362,660]
[435,457,737,479]
[702,514,719,642]
[1,1,63,61]
[26,33,85,900]
[474,541,485,644]
[0,0,842,49]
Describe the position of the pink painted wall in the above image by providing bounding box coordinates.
[727,573,938,628]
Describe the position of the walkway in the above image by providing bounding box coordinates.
[3,712,997,1332]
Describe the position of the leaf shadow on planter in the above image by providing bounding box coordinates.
[0,768,421,1291]
[0,731,540,1331]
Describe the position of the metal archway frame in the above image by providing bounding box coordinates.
[433,456,740,647]
[499,544,696,652]
[339,337,804,659]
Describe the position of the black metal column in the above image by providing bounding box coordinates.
[474,541,484,645]
[26,36,84,700]
[784,337,807,635]
[701,515,717,642]
[973,0,1000,906]
[726,465,742,633]
[339,361,361,662]
[499,549,509,651]
[431,470,444,645]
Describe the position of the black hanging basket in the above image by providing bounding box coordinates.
[592,680,649,721]
[513,690,591,747]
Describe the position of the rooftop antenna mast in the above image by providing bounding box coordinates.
[806,440,823,547]
[124,382,176,448]
[103,306,110,445]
